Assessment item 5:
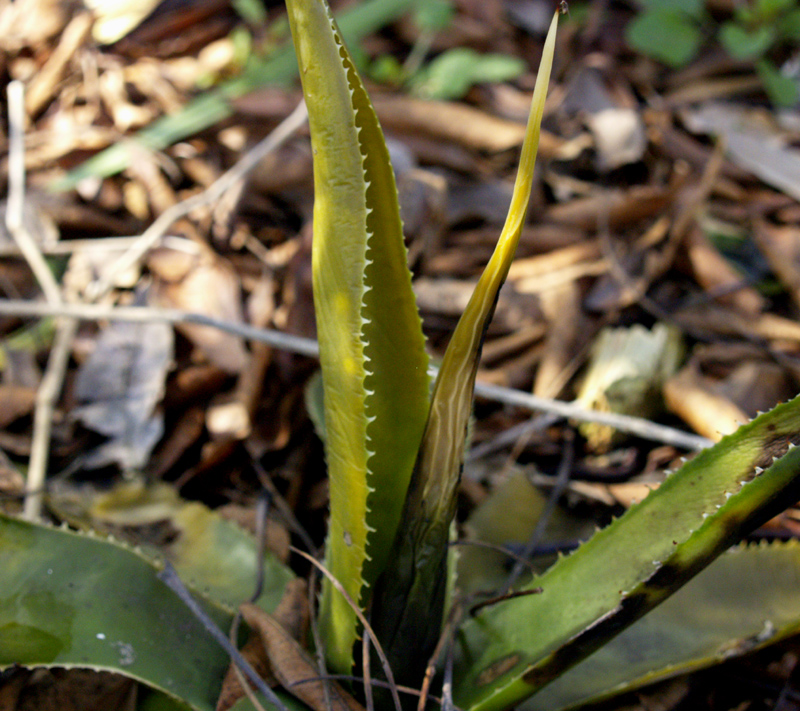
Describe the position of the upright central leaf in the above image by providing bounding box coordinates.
[369,9,560,688]
[285,0,430,673]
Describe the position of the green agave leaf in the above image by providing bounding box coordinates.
[286,0,430,674]
[369,10,559,686]
[452,396,800,711]
[522,541,800,711]
[51,0,417,192]
[0,514,232,711]
[48,480,295,614]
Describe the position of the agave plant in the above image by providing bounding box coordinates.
[4,1,800,711]
[284,0,800,705]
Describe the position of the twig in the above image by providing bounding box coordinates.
[85,100,308,301]
[6,81,79,521]
[362,625,375,711]
[500,431,575,594]
[0,298,714,450]
[249,444,319,554]
[441,631,456,711]
[0,300,321,356]
[226,492,274,711]
[5,82,61,306]
[157,561,291,711]
[0,234,190,257]
[290,547,404,711]
[466,413,558,462]
[23,319,77,520]
[306,563,334,711]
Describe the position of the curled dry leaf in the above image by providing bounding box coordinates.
[560,66,646,171]
[665,343,794,441]
[72,319,173,471]
[239,602,365,711]
[754,220,800,311]
[576,323,684,451]
[217,576,310,711]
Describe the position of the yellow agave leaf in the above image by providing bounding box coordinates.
[285,0,430,673]
[369,10,560,687]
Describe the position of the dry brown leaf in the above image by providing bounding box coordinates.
[676,302,800,343]
[215,631,276,711]
[414,276,541,335]
[544,183,678,231]
[662,341,792,440]
[508,240,602,290]
[150,249,248,374]
[754,220,800,311]
[533,281,587,399]
[148,406,205,479]
[560,66,646,171]
[664,363,748,441]
[272,578,310,641]
[372,94,560,155]
[686,225,766,315]
[682,102,800,203]
[217,580,312,710]
[240,602,365,711]
[25,12,92,116]
[0,384,37,428]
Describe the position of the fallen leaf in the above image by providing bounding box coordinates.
[240,603,365,711]
[72,318,173,470]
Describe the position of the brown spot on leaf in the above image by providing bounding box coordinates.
[752,432,800,473]
[477,653,521,687]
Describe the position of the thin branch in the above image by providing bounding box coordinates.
[5,81,61,305]
[225,495,273,711]
[306,563,334,711]
[6,80,78,521]
[286,673,456,707]
[249,445,319,554]
[84,100,308,301]
[362,625,375,711]
[500,431,575,594]
[290,547,404,711]
[0,299,713,450]
[157,561,291,711]
[23,319,77,520]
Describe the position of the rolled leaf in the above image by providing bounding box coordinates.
[285,0,430,674]
[369,9,559,687]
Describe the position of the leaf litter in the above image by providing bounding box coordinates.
[3,0,800,708]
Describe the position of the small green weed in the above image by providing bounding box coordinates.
[626,0,800,106]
